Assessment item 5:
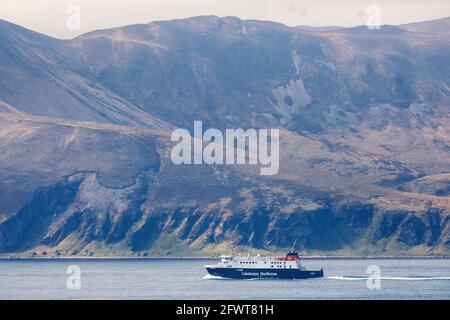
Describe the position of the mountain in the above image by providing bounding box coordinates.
[0,20,170,130]
[0,16,449,256]
[399,17,450,35]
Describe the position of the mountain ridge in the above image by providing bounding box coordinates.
[0,16,449,256]
[3,15,450,39]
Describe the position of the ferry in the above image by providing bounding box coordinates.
[205,251,324,280]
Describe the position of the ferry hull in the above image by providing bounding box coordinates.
[205,267,324,280]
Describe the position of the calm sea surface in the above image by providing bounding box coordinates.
[0,258,449,299]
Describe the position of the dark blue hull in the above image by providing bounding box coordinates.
[206,267,324,279]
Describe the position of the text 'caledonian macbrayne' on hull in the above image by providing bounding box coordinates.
[205,251,324,280]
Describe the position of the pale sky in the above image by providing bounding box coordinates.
[1,0,449,39]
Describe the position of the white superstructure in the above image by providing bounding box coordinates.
[206,253,305,270]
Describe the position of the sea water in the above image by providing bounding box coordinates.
[0,258,449,299]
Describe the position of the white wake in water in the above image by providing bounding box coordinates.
[203,274,228,280]
[203,274,450,281]
[328,276,450,281]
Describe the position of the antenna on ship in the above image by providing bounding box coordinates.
[289,239,298,253]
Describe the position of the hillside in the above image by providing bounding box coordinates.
[0,16,449,256]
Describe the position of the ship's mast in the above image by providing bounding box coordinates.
[289,239,298,253]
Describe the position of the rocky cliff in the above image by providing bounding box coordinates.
[0,16,449,256]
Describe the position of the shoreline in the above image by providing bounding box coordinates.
[1,255,450,260]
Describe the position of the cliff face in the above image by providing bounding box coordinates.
[1,170,449,256]
[0,17,449,256]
